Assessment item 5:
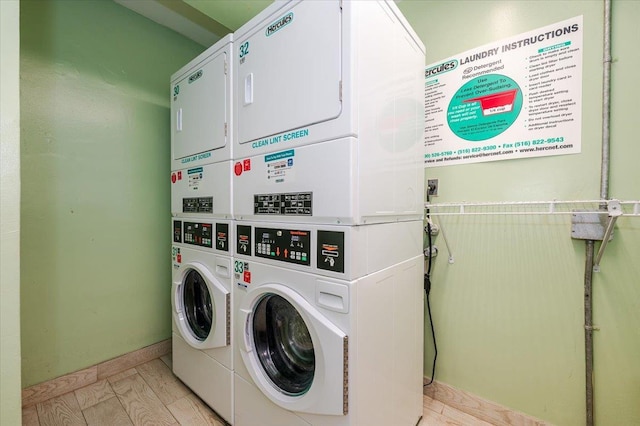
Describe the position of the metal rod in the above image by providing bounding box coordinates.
[585,240,595,426]
[426,211,602,217]
[594,201,622,269]
[434,216,454,264]
[594,215,618,268]
[424,200,639,217]
[586,2,612,424]
[427,199,606,208]
[600,0,612,201]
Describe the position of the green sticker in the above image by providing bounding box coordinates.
[447,74,522,141]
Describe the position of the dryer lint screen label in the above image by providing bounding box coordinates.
[265,149,295,184]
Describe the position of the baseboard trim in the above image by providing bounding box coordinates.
[22,339,171,408]
[423,377,550,426]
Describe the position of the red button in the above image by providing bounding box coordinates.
[171,173,177,183]
[243,159,251,171]
[177,171,182,180]
[243,271,251,283]
[234,162,243,176]
[177,254,182,263]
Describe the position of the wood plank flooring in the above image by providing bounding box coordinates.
[23,354,491,425]
[23,355,227,426]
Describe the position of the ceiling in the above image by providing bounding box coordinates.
[114,0,272,47]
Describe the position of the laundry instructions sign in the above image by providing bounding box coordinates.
[424,16,583,167]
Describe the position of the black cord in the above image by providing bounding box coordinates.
[424,194,437,386]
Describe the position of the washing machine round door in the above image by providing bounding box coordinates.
[183,269,212,341]
[252,294,315,396]
[239,283,348,415]
[174,262,229,350]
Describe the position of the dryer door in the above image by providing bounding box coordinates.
[235,0,342,145]
[172,50,228,161]
[239,283,347,416]
[173,262,230,349]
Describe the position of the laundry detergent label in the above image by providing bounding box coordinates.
[265,149,295,184]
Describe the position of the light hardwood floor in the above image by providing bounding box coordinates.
[23,354,226,426]
[23,354,490,425]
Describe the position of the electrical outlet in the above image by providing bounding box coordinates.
[427,179,438,196]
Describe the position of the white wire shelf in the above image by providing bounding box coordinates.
[424,199,640,216]
[423,199,639,270]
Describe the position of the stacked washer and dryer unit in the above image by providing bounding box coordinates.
[170,2,425,425]
[170,35,235,423]
[231,1,426,426]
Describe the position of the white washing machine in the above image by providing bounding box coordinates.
[231,220,424,425]
[171,217,234,423]
[233,258,424,426]
[171,34,233,219]
[232,0,425,225]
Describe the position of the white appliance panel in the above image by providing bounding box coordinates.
[171,35,232,171]
[233,139,354,224]
[235,1,342,146]
[233,138,423,225]
[232,257,424,426]
[233,220,422,281]
[172,51,227,159]
[356,2,426,219]
[171,161,232,219]
[172,333,233,423]
[235,374,310,426]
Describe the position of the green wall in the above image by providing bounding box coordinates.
[1,1,22,423]
[397,1,640,425]
[20,0,203,387]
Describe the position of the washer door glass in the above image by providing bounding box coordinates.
[253,293,315,396]
[183,269,212,341]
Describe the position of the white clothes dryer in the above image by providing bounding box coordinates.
[171,217,234,423]
[232,257,424,426]
[232,0,425,225]
[171,34,233,218]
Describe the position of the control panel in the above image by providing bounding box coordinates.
[184,221,213,248]
[173,220,182,243]
[236,224,252,256]
[316,230,345,273]
[215,223,229,252]
[183,197,213,214]
[254,192,312,216]
[255,227,311,266]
